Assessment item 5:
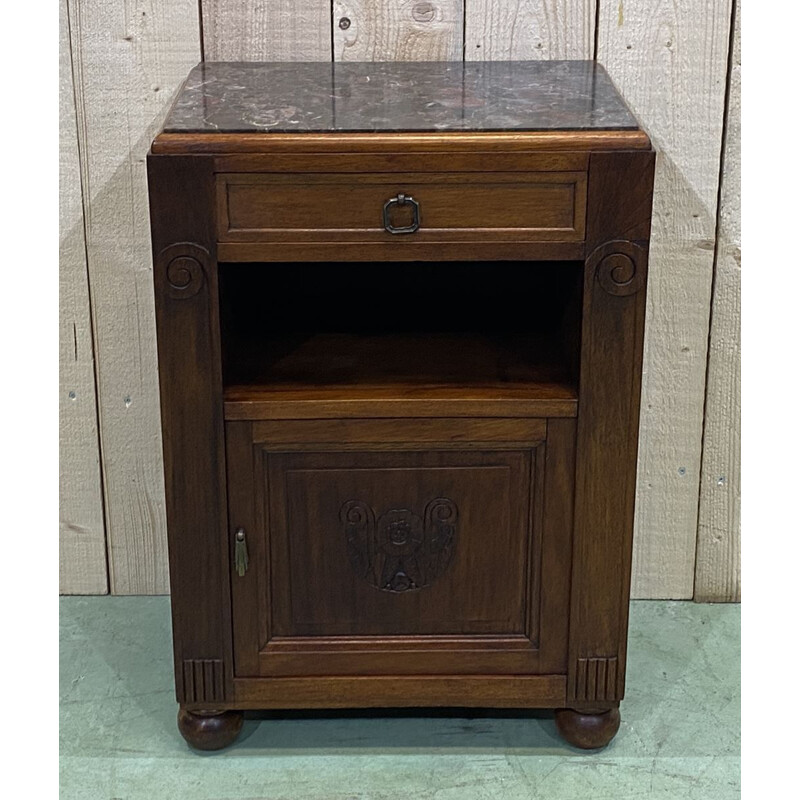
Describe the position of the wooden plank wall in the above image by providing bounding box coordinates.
[597,0,735,598]
[202,2,331,60]
[695,0,741,602]
[59,0,107,594]
[60,1,741,600]
[64,0,202,594]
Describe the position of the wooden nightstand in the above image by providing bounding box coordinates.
[147,61,655,752]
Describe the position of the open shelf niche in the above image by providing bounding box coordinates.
[219,261,583,419]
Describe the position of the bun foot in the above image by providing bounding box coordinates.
[555,707,621,749]
[178,708,244,751]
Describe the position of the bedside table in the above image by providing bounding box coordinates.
[147,60,655,751]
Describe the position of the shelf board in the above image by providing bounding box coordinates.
[222,333,577,419]
[224,382,577,420]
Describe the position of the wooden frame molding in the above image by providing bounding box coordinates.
[152,130,652,155]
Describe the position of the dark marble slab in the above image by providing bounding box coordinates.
[163,61,640,134]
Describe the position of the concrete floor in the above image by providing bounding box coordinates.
[60,598,740,799]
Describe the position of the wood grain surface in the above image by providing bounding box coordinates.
[229,674,567,709]
[216,170,587,243]
[59,0,107,594]
[569,150,655,702]
[695,0,740,602]
[465,1,595,60]
[60,1,740,601]
[148,155,234,704]
[64,0,201,593]
[202,1,331,61]
[334,1,463,61]
[153,131,651,155]
[597,0,735,598]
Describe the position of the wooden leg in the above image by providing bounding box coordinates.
[554,707,621,750]
[177,708,244,751]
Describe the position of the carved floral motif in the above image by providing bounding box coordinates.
[341,498,458,593]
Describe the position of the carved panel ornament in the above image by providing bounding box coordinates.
[587,239,647,297]
[156,242,209,300]
[340,498,458,593]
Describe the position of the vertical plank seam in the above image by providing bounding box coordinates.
[693,0,738,601]
[461,0,467,59]
[592,0,601,61]
[65,0,110,594]
[329,1,335,62]
[69,0,118,591]
[197,0,205,61]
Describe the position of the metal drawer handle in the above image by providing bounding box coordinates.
[383,193,420,234]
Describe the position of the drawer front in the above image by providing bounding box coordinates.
[217,171,587,244]
[227,418,575,678]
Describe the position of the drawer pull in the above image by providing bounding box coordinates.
[383,193,420,234]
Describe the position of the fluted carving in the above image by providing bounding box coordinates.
[181,658,226,704]
[570,656,620,703]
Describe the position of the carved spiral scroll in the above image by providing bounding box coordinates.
[156,242,210,300]
[587,240,647,297]
[341,498,458,593]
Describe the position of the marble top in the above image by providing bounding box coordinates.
[163,61,640,134]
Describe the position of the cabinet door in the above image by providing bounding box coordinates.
[226,418,574,677]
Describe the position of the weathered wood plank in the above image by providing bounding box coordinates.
[334,1,463,60]
[598,0,733,598]
[202,1,331,60]
[67,1,202,593]
[62,0,739,600]
[464,1,595,60]
[59,0,107,595]
[696,0,740,602]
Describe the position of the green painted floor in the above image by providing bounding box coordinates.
[60,598,740,799]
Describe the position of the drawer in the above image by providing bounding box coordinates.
[226,417,575,678]
[216,171,587,245]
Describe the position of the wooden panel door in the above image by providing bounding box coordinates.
[227,418,575,678]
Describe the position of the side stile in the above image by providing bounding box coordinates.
[147,154,234,704]
[569,150,655,704]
